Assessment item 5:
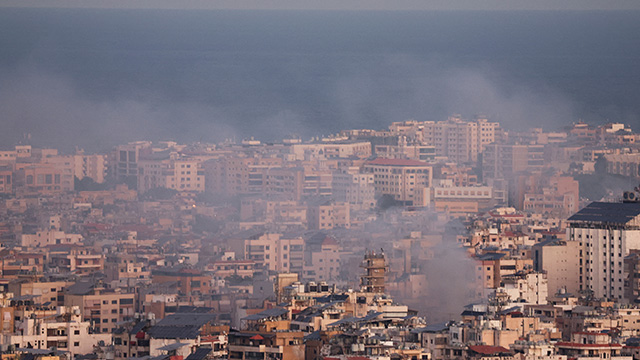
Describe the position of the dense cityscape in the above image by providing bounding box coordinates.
[1,116,640,359]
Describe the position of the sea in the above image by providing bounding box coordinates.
[0,8,639,151]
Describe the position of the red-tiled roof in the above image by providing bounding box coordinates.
[468,345,511,355]
[365,158,430,166]
[322,235,338,246]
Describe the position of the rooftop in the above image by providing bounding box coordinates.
[568,201,640,225]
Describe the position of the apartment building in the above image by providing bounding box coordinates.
[374,142,436,162]
[64,284,136,333]
[8,280,70,306]
[138,156,205,193]
[288,141,371,161]
[14,163,65,193]
[303,233,341,282]
[363,158,432,206]
[532,239,582,296]
[306,200,350,230]
[2,306,111,358]
[421,116,500,164]
[48,245,104,275]
[567,201,640,300]
[228,331,304,360]
[482,143,545,181]
[112,141,151,184]
[514,174,579,218]
[0,167,13,194]
[21,230,83,248]
[240,233,304,274]
[332,168,376,210]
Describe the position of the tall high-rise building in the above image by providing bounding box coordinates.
[421,115,500,164]
[567,201,640,300]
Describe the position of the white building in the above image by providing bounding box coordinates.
[21,230,83,247]
[3,306,111,357]
[567,201,640,300]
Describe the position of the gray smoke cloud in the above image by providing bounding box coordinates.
[0,55,578,152]
[332,55,577,131]
[0,65,239,152]
[421,231,478,322]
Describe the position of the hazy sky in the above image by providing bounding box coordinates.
[2,0,640,10]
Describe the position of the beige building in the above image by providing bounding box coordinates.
[306,200,350,230]
[138,156,205,193]
[605,153,640,178]
[0,166,12,194]
[374,141,436,162]
[431,179,494,214]
[42,155,76,191]
[64,286,135,333]
[422,115,500,164]
[533,239,581,297]
[21,230,83,248]
[482,143,545,181]
[332,168,376,210]
[303,233,341,282]
[73,153,107,183]
[8,280,71,306]
[15,163,65,193]
[288,141,371,161]
[363,158,432,206]
[238,233,305,274]
[49,245,104,275]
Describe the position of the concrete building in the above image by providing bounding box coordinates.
[0,167,13,194]
[306,200,350,230]
[112,141,151,186]
[432,179,494,215]
[605,153,640,178]
[374,140,436,162]
[331,168,376,210]
[363,158,432,206]
[482,144,545,181]
[14,163,65,193]
[2,306,111,358]
[138,156,205,193]
[228,330,304,360]
[239,233,305,274]
[21,230,83,248]
[289,141,371,161]
[42,155,76,191]
[7,281,70,307]
[421,115,500,164]
[303,233,341,282]
[567,201,640,300]
[514,174,579,218]
[533,239,582,297]
[73,153,107,183]
[64,283,135,333]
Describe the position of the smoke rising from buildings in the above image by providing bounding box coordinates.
[0,56,579,152]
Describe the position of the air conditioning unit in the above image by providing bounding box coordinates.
[623,191,640,203]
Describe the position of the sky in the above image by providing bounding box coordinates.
[2,0,640,11]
